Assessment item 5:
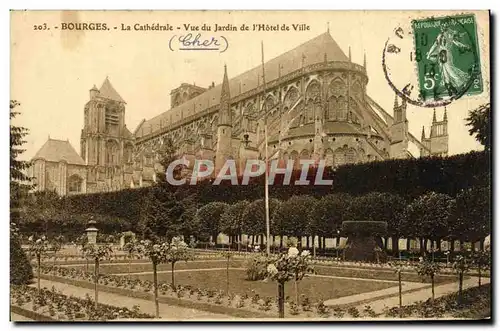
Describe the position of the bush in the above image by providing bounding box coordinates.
[244,255,268,281]
[10,237,33,285]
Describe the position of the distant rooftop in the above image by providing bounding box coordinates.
[32,138,85,165]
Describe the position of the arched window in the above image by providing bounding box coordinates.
[329,78,347,96]
[124,143,133,163]
[283,87,299,109]
[106,140,119,165]
[68,175,82,194]
[327,96,337,120]
[263,96,275,114]
[337,96,348,121]
[346,148,357,164]
[334,148,346,167]
[306,99,315,123]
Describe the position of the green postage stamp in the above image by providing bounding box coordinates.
[412,14,483,102]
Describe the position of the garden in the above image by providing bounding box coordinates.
[10,100,491,321]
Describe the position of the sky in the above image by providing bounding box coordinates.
[10,10,489,160]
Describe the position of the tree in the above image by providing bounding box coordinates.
[403,192,454,255]
[10,222,33,285]
[308,193,351,249]
[242,198,281,246]
[452,186,490,249]
[82,243,113,309]
[10,100,33,224]
[272,195,316,249]
[28,235,50,293]
[196,202,229,244]
[220,251,234,294]
[266,249,314,318]
[466,103,490,151]
[155,136,180,183]
[123,238,140,277]
[138,186,181,241]
[472,250,490,287]
[415,258,441,303]
[389,260,406,318]
[50,235,64,266]
[220,200,249,249]
[138,240,169,318]
[452,255,470,305]
[165,237,194,290]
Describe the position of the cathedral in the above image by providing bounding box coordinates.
[30,32,449,196]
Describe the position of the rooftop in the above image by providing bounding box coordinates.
[136,32,350,138]
[32,138,85,165]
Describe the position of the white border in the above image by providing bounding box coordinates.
[2,1,498,331]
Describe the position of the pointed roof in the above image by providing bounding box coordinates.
[421,126,426,140]
[443,107,448,121]
[432,108,437,123]
[98,77,126,103]
[393,93,399,109]
[136,32,349,138]
[221,64,230,102]
[32,138,85,165]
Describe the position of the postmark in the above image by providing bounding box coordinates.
[382,13,483,108]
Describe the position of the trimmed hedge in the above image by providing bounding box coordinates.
[19,151,490,237]
[342,221,388,236]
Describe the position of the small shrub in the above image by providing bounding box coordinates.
[301,296,312,312]
[244,255,268,281]
[316,302,330,317]
[363,305,377,317]
[289,302,300,315]
[347,306,360,318]
[260,297,272,311]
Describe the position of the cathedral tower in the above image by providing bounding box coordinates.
[80,77,134,192]
[429,108,449,156]
[389,93,409,158]
[215,65,233,173]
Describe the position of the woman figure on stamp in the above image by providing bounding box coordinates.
[426,22,472,92]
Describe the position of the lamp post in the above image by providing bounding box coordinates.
[85,217,98,245]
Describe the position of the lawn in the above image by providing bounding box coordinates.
[72,260,239,274]
[129,268,396,303]
[69,259,457,284]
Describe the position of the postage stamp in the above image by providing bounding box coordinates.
[411,14,483,102]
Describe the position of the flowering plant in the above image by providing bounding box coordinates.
[137,240,169,264]
[266,248,313,283]
[28,235,50,259]
[266,248,314,318]
[82,243,113,261]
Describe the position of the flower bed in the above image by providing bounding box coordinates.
[36,265,473,320]
[383,284,491,319]
[10,285,154,321]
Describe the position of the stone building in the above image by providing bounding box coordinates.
[30,32,448,195]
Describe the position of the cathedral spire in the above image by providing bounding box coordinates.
[363,51,366,68]
[218,64,231,126]
[421,126,426,140]
[393,93,399,109]
[348,46,352,62]
[432,108,437,123]
[443,107,448,122]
